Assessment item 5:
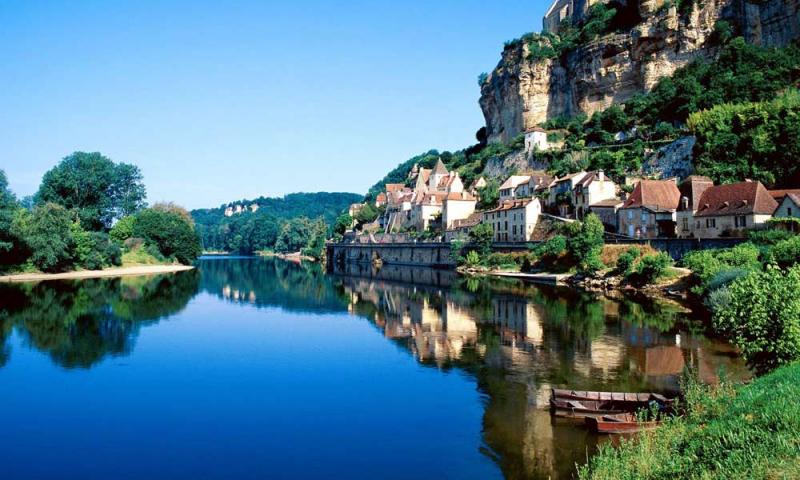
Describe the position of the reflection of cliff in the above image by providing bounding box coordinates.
[200,257,349,314]
[0,271,199,368]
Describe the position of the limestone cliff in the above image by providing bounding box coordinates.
[480,0,800,143]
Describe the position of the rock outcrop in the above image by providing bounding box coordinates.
[480,0,800,143]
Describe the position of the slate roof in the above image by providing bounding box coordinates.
[450,212,483,229]
[500,175,531,190]
[768,189,800,201]
[694,181,778,217]
[622,180,681,212]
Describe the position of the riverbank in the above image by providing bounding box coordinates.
[0,264,194,283]
[257,250,317,262]
[579,361,800,479]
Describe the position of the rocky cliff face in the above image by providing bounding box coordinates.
[480,0,800,143]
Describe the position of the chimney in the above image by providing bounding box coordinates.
[598,170,605,182]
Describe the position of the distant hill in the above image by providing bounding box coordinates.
[190,192,363,253]
[191,192,363,225]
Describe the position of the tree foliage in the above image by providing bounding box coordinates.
[36,152,146,230]
[12,203,76,272]
[133,206,201,265]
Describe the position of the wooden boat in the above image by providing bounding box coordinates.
[550,389,674,419]
[585,413,660,434]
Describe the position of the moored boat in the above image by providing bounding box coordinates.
[585,413,660,434]
[549,388,674,419]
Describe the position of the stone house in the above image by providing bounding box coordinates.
[676,176,715,238]
[514,171,553,199]
[524,128,550,153]
[589,199,624,231]
[547,171,588,217]
[483,198,542,242]
[572,170,617,220]
[775,192,800,219]
[618,179,681,239]
[691,181,778,238]
[499,175,532,203]
[444,212,483,242]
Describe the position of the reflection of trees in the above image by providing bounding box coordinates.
[200,257,349,314]
[0,271,199,368]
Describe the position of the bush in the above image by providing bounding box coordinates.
[469,223,494,257]
[73,225,122,270]
[631,252,673,284]
[133,207,201,265]
[713,265,800,374]
[615,246,640,275]
[682,243,762,295]
[706,267,750,292]
[771,236,800,269]
[464,250,480,267]
[110,215,136,242]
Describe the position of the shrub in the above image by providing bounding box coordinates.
[771,236,800,269]
[469,223,494,257]
[110,215,136,243]
[682,243,762,295]
[631,252,673,284]
[706,267,750,292]
[464,250,480,267]
[72,225,121,270]
[713,265,800,374]
[614,246,640,275]
[133,207,201,265]
[484,252,523,269]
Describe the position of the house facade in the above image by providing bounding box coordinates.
[482,199,542,242]
[524,128,549,153]
[617,180,681,239]
[676,176,715,238]
[547,171,588,217]
[499,175,532,203]
[691,181,778,238]
[573,170,617,220]
[775,193,800,219]
[514,171,553,199]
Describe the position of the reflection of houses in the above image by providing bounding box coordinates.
[221,285,257,304]
[489,297,544,345]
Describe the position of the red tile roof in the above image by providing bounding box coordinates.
[695,181,778,217]
[450,212,483,229]
[768,189,800,201]
[385,183,405,193]
[622,180,681,212]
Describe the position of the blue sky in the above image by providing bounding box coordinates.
[0,0,547,209]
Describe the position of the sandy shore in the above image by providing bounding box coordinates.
[0,265,194,283]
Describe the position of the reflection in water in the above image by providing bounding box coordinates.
[0,271,199,368]
[0,258,748,479]
[332,263,748,479]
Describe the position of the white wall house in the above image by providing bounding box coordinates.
[524,128,549,153]
[482,198,542,242]
[499,175,532,203]
[572,171,617,220]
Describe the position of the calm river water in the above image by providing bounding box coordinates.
[0,257,748,479]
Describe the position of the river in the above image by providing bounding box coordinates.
[0,256,748,479]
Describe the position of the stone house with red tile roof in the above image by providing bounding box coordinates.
[618,179,681,238]
[691,181,778,238]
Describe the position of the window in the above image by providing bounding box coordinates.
[706,218,716,228]
[512,225,517,235]
[788,208,793,217]
[682,218,689,231]
[735,216,747,228]
[641,211,648,222]
[627,211,633,220]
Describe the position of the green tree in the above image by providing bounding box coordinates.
[133,206,201,265]
[13,203,75,272]
[476,180,500,210]
[334,213,353,236]
[566,214,605,274]
[275,218,313,253]
[354,203,379,225]
[36,152,146,230]
[0,170,27,267]
[302,218,329,260]
[109,215,137,243]
[469,223,494,257]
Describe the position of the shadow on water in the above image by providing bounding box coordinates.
[0,257,749,479]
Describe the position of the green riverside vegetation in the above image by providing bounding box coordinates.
[0,152,201,273]
[579,362,800,479]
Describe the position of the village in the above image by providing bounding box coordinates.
[346,127,800,245]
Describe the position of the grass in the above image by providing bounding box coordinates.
[121,246,168,266]
[579,362,800,479]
